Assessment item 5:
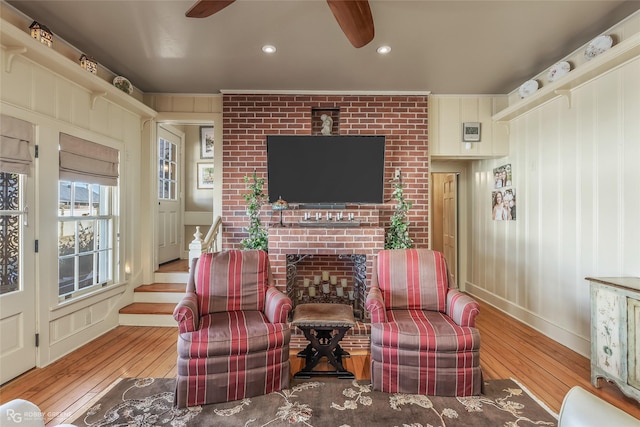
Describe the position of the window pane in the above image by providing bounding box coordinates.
[0,214,19,294]
[78,220,94,254]
[0,172,21,294]
[58,257,75,295]
[97,249,112,284]
[73,183,90,215]
[89,183,100,216]
[59,221,76,256]
[59,182,72,217]
[95,219,111,250]
[78,254,94,289]
[1,173,20,210]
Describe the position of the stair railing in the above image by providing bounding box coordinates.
[188,216,222,270]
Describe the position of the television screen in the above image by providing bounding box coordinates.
[266,135,386,204]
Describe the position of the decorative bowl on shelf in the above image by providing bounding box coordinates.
[584,35,613,61]
[547,61,571,83]
[518,79,539,99]
[113,76,133,94]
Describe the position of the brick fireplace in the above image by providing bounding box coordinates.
[268,208,385,321]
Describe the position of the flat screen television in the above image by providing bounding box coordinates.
[266,135,386,205]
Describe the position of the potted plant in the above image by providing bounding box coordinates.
[240,170,269,251]
[385,175,413,249]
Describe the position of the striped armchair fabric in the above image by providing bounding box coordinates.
[365,249,482,396]
[173,250,292,408]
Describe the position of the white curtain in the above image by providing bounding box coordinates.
[0,115,34,175]
[59,133,119,186]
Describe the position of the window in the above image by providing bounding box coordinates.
[0,172,22,295]
[58,181,115,298]
[158,138,177,200]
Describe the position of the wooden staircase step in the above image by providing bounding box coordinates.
[135,283,185,293]
[119,302,176,315]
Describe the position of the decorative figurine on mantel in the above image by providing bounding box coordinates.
[79,54,97,74]
[272,196,289,226]
[321,114,333,135]
[29,21,53,48]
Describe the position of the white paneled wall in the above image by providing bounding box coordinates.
[467,58,640,356]
[1,26,154,367]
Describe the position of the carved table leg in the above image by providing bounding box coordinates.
[294,326,355,379]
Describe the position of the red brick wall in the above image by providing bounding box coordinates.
[222,93,429,255]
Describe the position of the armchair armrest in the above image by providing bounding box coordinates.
[264,286,292,324]
[173,292,200,333]
[446,289,480,327]
[365,286,387,323]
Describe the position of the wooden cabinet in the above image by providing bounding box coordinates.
[429,95,509,158]
[587,277,640,402]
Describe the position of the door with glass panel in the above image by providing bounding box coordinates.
[442,173,457,284]
[156,125,183,264]
[0,171,36,383]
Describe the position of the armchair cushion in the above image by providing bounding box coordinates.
[370,309,480,353]
[377,249,448,312]
[194,250,269,314]
[177,310,290,358]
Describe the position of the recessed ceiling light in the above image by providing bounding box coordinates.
[376,45,391,55]
[262,45,277,54]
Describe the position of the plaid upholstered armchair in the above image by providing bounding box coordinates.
[365,249,482,396]
[173,250,293,408]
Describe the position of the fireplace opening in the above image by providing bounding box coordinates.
[285,254,368,321]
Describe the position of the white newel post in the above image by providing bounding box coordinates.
[188,226,204,271]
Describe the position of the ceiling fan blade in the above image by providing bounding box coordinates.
[186,0,236,18]
[326,0,374,48]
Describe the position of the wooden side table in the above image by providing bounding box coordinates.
[291,303,355,379]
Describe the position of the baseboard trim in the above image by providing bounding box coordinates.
[465,282,590,357]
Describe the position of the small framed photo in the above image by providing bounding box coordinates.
[200,126,214,159]
[462,122,481,142]
[197,163,214,189]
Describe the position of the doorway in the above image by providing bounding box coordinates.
[431,172,458,284]
[156,124,184,265]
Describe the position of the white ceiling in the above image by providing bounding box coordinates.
[4,1,640,95]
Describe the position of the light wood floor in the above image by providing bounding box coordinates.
[1,301,638,425]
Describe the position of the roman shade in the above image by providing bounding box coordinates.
[0,115,34,175]
[59,133,119,186]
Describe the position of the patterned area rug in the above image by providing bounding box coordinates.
[68,377,558,426]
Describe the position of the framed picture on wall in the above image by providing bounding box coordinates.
[197,163,214,189]
[200,126,214,159]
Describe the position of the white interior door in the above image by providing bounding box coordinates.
[0,172,36,384]
[156,125,183,264]
[442,173,458,284]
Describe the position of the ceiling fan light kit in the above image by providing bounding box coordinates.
[186,0,375,48]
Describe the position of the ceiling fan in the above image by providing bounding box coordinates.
[185,0,375,48]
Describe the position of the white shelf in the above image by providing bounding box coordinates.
[1,20,156,118]
[493,33,640,122]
